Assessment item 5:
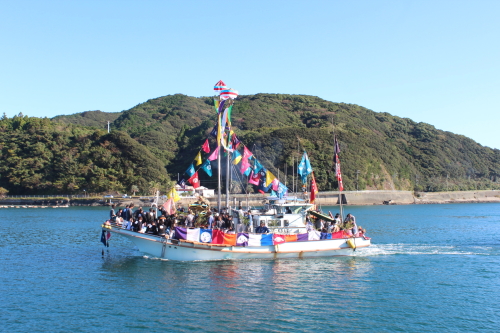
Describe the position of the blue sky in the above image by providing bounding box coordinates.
[1,0,499,149]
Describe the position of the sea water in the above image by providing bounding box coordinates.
[1,203,499,332]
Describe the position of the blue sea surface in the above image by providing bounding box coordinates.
[1,203,499,332]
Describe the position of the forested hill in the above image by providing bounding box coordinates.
[1,94,498,195]
[0,116,169,195]
[52,110,123,128]
[47,93,500,194]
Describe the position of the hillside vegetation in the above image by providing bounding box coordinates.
[0,115,169,195]
[2,93,499,195]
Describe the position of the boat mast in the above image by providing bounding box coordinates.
[332,116,344,221]
[225,140,230,210]
[217,112,222,213]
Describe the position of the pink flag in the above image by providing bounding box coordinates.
[240,158,250,174]
[272,178,279,191]
[202,139,210,153]
[208,146,219,161]
[243,146,253,159]
[248,171,261,185]
[163,199,175,215]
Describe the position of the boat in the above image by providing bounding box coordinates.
[101,80,371,261]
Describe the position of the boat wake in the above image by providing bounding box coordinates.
[356,243,495,256]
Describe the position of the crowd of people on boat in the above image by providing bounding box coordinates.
[108,203,255,237]
[107,203,365,239]
[307,212,365,237]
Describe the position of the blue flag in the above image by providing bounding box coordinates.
[186,164,195,177]
[277,182,288,199]
[201,160,213,177]
[253,159,263,173]
[298,152,313,184]
[199,229,212,243]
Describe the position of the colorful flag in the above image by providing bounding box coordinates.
[285,234,298,242]
[277,182,288,199]
[223,233,237,246]
[240,158,251,174]
[178,178,186,189]
[186,228,200,242]
[163,198,175,215]
[187,171,201,189]
[310,172,319,203]
[261,234,273,246]
[185,164,195,177]
[220,107,229,133]
[297,233,309,242]
[213,98,220,113]
[243,167,252,176]
[273,234,286,245]
[253,160,262,174]
[218,99,226,113]
[236,233,249,247]
[248,234,262,247]
[232,133,241,149]
[335,155,344,191]
[258,179,272,193]
[216,113,222,146]
[248,171,261,185]
[168,187,180,202]
[174,227,187,240]
[308,230,321,240]
[212,230,224,244]
[232,150,242,165]
[214,80,227,91]
[272,178,279,191]
[220,88,238,100]
[202,139,210,153]
[199,229,212,243]
[201,159,213,177]
[226,105,233,124]
[298,151,313,184]
[210,123,218,137]
[265,170,276,187]
[208,146,219,161]
[195,151,202,166]
[243,146,253,160]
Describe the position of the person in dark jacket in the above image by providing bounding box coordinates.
[255,222,270,234]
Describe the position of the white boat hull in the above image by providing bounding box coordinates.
[106,227,371,261]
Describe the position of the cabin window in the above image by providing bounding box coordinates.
[268,220,281,227]
[284,220,289,227]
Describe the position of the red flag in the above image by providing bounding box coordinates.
[310,172,319,203]
[248,171,261,185]
[187,171,201,189]
[335,155,344,191]
[214,80,227,91]
[202,139,210,153]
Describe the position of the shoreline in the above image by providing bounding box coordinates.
[1,190,499,207]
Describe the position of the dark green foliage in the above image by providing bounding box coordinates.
[53,110,122,128]
[0,115,168,194]
[18,92,500,194]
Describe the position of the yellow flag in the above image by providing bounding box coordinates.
[265,170,276,187]
[195,151,202,166]
[168,187,180,202]
[216,113,222,147]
